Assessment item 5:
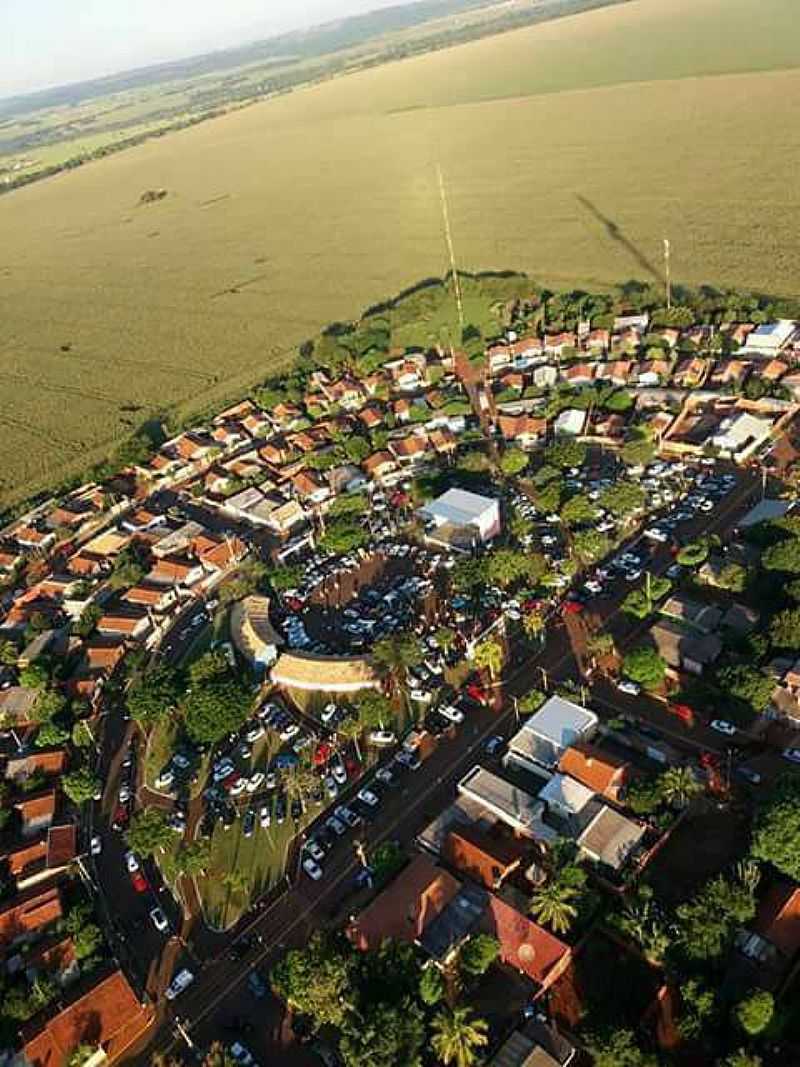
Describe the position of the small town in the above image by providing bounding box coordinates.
[2,281,800,1067]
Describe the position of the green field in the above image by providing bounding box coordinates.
[1,0,799,507]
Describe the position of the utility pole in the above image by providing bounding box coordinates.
[437,164,465,342]
[663,238,672,310]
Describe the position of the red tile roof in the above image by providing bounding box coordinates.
[0,886,62,948]
[755,884,800,957]
[481,893,570,986]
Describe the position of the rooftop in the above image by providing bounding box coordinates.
[458,766,557,841]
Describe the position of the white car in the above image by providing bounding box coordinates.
[369,730,397,747]
[782,748,800,764]
[323,775,338,798]
[321,703,338,725]
[245,723,265,743]
[357,788,380,808]
[617,680,641,696]
[710,719,737,736]
[645,528,668,543]
[150,907,168,932]
[330,761,348,785]
[165,968,195,1000]
[229,1043,256,1067]
[259,804,271,828]
[90,835,102,856]
[303,858,323,881]
[229,777,248,797]
[247,771,265,793]
[438,705,465,725]
[410,688,433,704]
[279,723,300,742]
[124,851,139,874]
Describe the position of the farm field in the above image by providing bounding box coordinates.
[1,0,799,508]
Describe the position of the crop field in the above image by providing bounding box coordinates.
[1,0,799,507]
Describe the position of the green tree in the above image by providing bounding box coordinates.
[340,999,425,1067]
[770,607,800,649]
[19,661,49,689]
[337,713,365,762]
[584,1028,657,1067]
[419,966,445,1006]
[518,689,545,714]
[320,518,369,555]
[0,640,18,667]
[128,665,182,726]
[459,933,499,977]
[622,646,666,691]
[560,494,597,527]
[271,933,354,1029]
[763,537,800,574]
[599,481,646,517]
[430,1006,489,1067]
[676,873,757,961]
[35,721,70,747]
[269,563,303,592]
[716,665,773,715]
[472,637,503,681]
[108,546,147,591]
[678,978,717,1040]
[218,560,269,606]
[677,540,709,567]
[182,654,251,744]
[175,839,212,876]
[372,632,422,709]
[625,775,664,816]
[571,530,610,565]
[62,768,101,805]
[621,436,655,468]
[529,879,578,935]
[543,439,587,470]
[353,689,393,733]
[720,1051,762,1067]
[751,775,800,880]
[499,448,528,477]
[734,989,773,1036]
[717,561,748,592]
[125,808,174,857]
[659,765,703,809]
[30,687,66,723]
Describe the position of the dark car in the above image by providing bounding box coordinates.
[221,805,237,830]
[243,809,256,838]
[248,971,268,999]
[290,797,303,821]
[275,794,287,824]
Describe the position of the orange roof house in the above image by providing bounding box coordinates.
[347,853,460,951]
[14,791,57,837]
[481,892,571,988]
[22,968,153,1067]
[0,886,62,949]
[558,744,630,804]
[754,883,800,959]
[443,825,524,889]
[5,751,67,782]
[761,359,789,383]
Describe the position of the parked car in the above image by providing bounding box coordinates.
[438,704,464,725]
[259,804,271,828]
[124,851,139,873]
[484,735,505,757]
[710,720,737,737]
[90,835,102,856]
[303,858,323,881]
[356,788,379,808]
[331,761,347,786]
[617,680,641,696]
[165,968,195,1000]
[368,730,397,747]
[150,907,168,932]
[782,748,800,764]
[243,809,256,838]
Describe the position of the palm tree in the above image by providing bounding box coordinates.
[660,765,703,809]
[336,714,364,762]
[284,765,317,814]
[522,610,545,646]
[472,637,503,682]
[372,631,422,719]
[529,880,579,935]
[431,1006,489,1067]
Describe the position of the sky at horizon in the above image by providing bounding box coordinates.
[1,0,412,99]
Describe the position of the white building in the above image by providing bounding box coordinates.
[743,320,797,355]
[420,488,501,550]
[712,412,773,459]
[504,696,598,777]
[554,409,586,437]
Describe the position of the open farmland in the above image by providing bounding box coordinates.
[1,0,799,508]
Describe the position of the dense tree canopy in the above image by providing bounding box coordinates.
[125,808,174,857]
[751,776,800,880]
[182,653,252,745]
[622,646,666,690]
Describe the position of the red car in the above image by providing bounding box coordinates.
[562,601,583,615]
[669,703,695,727]
[131,870,149,893]
[466,682,488,706]
[111,804,129,832]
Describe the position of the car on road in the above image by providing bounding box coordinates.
[736,767,762,786]
[303,858,323,881]
[248,971,268,999]
[710,720,737,736]
[259,804,271,828]
[165,968,195,1000]
[484,735,505,757]
[335,805,360,829]
[357,788,379,808]
[331,761,347,786]
[782,748,800,764]
[243,810,256,838]
[325,815,346,837]
[131,870,149,893]
[395,749,421,770]
[118,784,131,803]
[323,775,338,799]
[438,704,464,725]
[617,680,641,696]
[290,797,303,821]
[375,766,396,786]
[90,835,102,856]
[305,839,325,863]
[213,759,235,783]
[124,851,139,873]
[229,1043,257,1067]
[246,771,264,793]
[150,907,168,932]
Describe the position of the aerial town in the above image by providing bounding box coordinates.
[2,285,800,1067]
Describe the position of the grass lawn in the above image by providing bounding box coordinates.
[197,796,314,929]
[143,718,179,792]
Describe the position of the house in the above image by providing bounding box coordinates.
[576,805,646,872]
[0,886,62,950]
[532,365,558,390]
[561,364,594,387]
[122,583,175,612]
[0,686,41,726]
[389,433,430,466]
[357,405,385,431]
[558,744,630,805]
[497,415,547,450]
[660,594,722,635]
[537,774,596,830]
[5,751,67,784]
[15,791,57,838]
[147,556,204,588]
[585,329,610,354]
[614,313,650,333]
[712,412,774,459]
[265,499,307,536]
[362,451,399,483]
[650,619,722,675]
[96,610,150,641]
[504,696,598,777]
[710,359,750,388]
[289,470,330,505]
[22,968,153,1067]
[743,320,797,355]
[488,345,512,375]
[487,1021,576,1067]
[734,882,800,991]
[554,409,586,437]
[673,358,707,388]
[457,766,558,843]
[760,359,789,383]
[443,824,524,890]
[544,333,576,358]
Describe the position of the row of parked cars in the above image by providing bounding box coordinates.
[644,468,736,544]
